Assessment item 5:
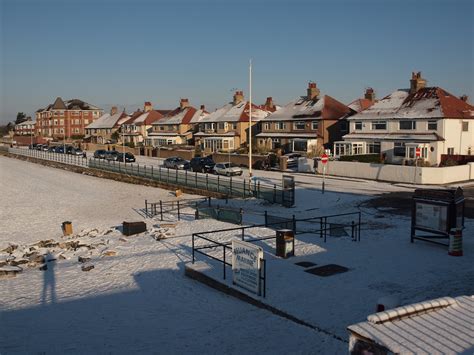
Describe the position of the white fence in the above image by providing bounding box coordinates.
[316,161,474,184]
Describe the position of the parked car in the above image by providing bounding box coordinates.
[55,146,65,154]
[104,151,119,161]
[117,152,136,163]
[35,144,44,151]
[41,145,49,151]
[284,153,302,167]
[28,143,38,150]
[93,150,107,159]
[163,157,190,170]
[47,146,56,153]
[214,162,243,176]
[190,156,215,173]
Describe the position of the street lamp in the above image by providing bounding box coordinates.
[248,59,253,177]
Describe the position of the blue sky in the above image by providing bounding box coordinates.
[1,0,473,123]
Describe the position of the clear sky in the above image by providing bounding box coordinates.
[1,0,473,123]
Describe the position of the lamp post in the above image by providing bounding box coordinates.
[248,59,253,177]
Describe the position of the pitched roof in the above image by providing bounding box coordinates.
[52,97,67,110]
[154,106,209,125]
[85,112,128,129]
[348,87,474,120]
[200,101,270,123]
[348,98,375,113]
[263,95,352,121]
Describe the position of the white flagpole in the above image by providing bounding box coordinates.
[249,59,253,177]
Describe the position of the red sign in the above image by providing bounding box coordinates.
[416,147,421,158]
[321,153,328,164]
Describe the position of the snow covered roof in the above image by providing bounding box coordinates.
[39,97,102,112]
[153,107,209,125]
[86,112,128,129]
[16,120,36,126]
[348,87,474,120]
[263,95,352,122]
[200,101,270,123]
[343,132,445,142]
[348,295,474,354]
[348,98,375,113]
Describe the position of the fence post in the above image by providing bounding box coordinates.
[351,221,355,241]
[145,200,148,217]
[195,172,198,188]
[239,208,243,225]
[195,202,199,220]
[167,168,170,183]
[177,200,180,221]
[254,178,257,196]
[243,179,246,198]
[206,174,209,191]
[175,169,178,184]
[324,216,327,243]
[192,234,195,263]
[217,175,220,193]
[230,176,232,196]
[223,246,226,280]
[241,227,245,241]
[185,169,188,185]
[273,184,276,203]
[292,215,296,232]
[264,211,268,227]
[208,196,211,207]
[151,165,154,178]
[160,200,163,221]
[258,181,261,199]
[358,212,361,242]
[320,218,323,239]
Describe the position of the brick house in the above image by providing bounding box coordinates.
[121,102,171,145]
[256,83,352,154]
[35,97,103,140]
[84,106,129,144]
[335,72,474,165]
[146,99,209,147]
[14,118,36,136]
[194,91,271,153]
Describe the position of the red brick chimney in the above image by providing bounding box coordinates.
[180,98,190,110]
[364,88,376,102]
[233,91,244,105]
[307,82,320,100]
[460,95,469,103]
[410,72,426,94]
[110,106,118,115]
[265,97,274,109]
[144,101,153,112]
[200,104,206,111]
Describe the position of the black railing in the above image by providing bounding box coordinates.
[145,197,210,220]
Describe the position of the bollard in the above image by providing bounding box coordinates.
[448,228,463,256]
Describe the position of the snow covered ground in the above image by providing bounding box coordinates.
[1,155,472,354]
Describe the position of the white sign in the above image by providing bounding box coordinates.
[232,240,263,295]
[416,203,448,232]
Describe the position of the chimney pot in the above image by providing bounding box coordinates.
[144,101,153,112]
[233,91,244,105]
[111,106,118,115]
[180,98,190,109]
[410,71,426,94]
[200,104,206,110]
[364,88,376,102]
[460,95,469,102]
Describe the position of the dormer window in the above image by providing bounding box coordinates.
[428,120,437,130]
[311,121,319,130]
[355,121,362,130]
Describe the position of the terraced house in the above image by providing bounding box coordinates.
[146,99,209,147]
[194,91,272,153]
[84,106,129,144]
[256,83,352,154]
[35,97,103,140]
[335,72,474,165]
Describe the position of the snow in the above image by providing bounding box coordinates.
[1,155,472,354]
[85,112,128,129]
[263,96,325,121]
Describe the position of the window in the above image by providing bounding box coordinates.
[159,126,164,131]
[371,121,387,130]
[462,121,469,132]
[355,122,362,130]
[311,121,319,130]
[293,121,305,130]
[399,120,416,130]
[428,120,437,130]
[263,123,270,130]
[352,143,364,155]
[218,122,225,130]
[275,122,286,130]
[367,142,381,154]
[394,142,406,157]
[447,147,454,155]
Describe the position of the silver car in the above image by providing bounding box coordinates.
[214,163,243,176]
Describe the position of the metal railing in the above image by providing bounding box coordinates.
[9,147,88,167]
[145,197,210,220]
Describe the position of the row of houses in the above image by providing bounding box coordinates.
[24,72,473,165]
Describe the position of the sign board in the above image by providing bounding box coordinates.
[416,147,421,158]
[415,202,448,232]
[321,153,328,164]
[232,240,263,295]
